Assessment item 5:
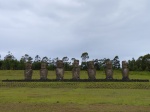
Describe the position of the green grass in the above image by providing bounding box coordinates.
[0,88,150,112]
[0,70,150,112]
[1,88,150,105]
[0,82,150,89]
[0,70,150,80]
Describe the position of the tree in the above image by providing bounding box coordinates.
[93,59,100,70]
[4,51,15,60]
[71,58,75,61]
[47,57,59,70]
[97,58,108,70]
[21,54,33,62]
[50,57,59,66]
[62,56,69,62]
[17,59,25,70]
[2,52,18,70]
[144,54,150,71]
[32,55,41,70]
[128,58,137,71]
[137,54,150,71]
[81,52,89,62]
[62,56,71,71]
[34,55,41,62]
[112,56,120,69]
[42,56,49,63]
[128,54,150,71]
[136,56,143,71]
[81,52,89,70]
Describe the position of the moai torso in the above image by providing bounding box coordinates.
[105,61,113,79]
[122,61,129,81]
[72,60,80,80]
[40,62,48,80]
[87,61,96,80]
[24,62,33,80]
[56,60,64,80]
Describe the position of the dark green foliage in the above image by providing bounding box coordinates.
[93,59,100,70]
[81,52,89,62]
[81,52,89,70]
[0,52,150,72]
[62,56,72,71]
[17,60,25,70]
[47,64,56,70]
[0,60,3,69]
[128,58,138,71]
[64,62,72,71]
[112,56,120,69]
[1,52,18,70]
[128,54,150,71]
[32,62,41,70]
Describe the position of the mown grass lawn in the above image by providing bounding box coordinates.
[0,70,150,112]
[0,88,150,112]
[1,88,150,105]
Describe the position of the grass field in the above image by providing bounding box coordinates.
[0,70,150,112]
[0,70,150,80]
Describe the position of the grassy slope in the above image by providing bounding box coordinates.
[1,88,150,105]
[0,70,150,112]
[0,88,150,112]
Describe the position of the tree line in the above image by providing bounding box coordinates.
[0,52,150,71]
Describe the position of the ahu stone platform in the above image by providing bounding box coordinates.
[2,79,149,82]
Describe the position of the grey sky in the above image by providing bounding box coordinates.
[0,0,150,62]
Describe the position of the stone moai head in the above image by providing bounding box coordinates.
[72,60,80,80]
[41,62,47,69]
[40,62,48,80]
[105,61,113,80]
[56,60,64,80]
[122,61,128,68]
[122,61,129,81]
[106,61,112,69]
[87,61,96,80]
[24,62,33,80]
[73,60,79,68]
[56,60,64,68]
[25,62,32,69]
[87,61,95,69]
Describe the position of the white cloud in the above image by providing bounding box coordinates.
[0,0,150,62]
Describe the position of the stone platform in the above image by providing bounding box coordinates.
[2,79,149,82]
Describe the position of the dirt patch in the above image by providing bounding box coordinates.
[0,103,150,112]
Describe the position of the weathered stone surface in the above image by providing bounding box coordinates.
[105,61,113,79]
[122,61,129,81]
[72,60,80,80]
[87,61,96,80]
[56,60,64,80]
[40,62,48,80]
[24,62,33,80]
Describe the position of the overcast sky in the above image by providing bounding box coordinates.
[0,0,150,62]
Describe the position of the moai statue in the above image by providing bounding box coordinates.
[105,61,113,80]
[122,61,129,81]
[24,62,33,80]
[40,62,48,80]
[72,60,80,80]
[87,61,96,80]
[56,60,64,80]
